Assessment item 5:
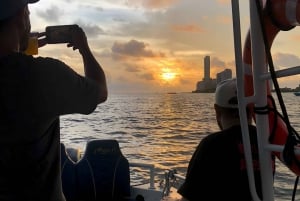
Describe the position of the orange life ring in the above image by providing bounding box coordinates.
[242,0,300,175]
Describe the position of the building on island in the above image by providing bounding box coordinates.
[216,68,232,84]
[192,56,232,93]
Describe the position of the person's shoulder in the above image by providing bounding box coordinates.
[28,55,72,72]
[201,131,222,144]
[205,126,240,141]
[224,125,247,133]
[1,53,62,65]
[0,52,28,62]
[33,55,65,65]
[196,131,231,156]
[0,53,35,68]
[201,125,255,144]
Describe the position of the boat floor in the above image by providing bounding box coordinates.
[161,187,181,201]
[131,185,181,201]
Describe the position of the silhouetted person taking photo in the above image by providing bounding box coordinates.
[0,0,107,200]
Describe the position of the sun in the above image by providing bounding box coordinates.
[162,72,176,81]
[161,68,176,81]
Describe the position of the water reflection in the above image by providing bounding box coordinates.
[61,92,300,200]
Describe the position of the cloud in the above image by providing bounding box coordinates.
[180,79,192,85]
[80,4,104,12]
[109,1,215,54]
[211,57,226,68]
[217,16,232,25]
[124,0,179,9]
[124,63,141,73]
[34,0,300,93]
[111,39,165,60]
[217,0,231,5]
[173,50,212,57]
[171,24,204,33]
[36,5,64,23]
[139,73,154,80]
[273,52,300,69]
[75,22,106,38]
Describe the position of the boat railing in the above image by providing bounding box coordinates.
[232,2,262,200]
[129,162,156,189]
[230,0,300,201]
[260,66,300,80]
[161,169,185,197]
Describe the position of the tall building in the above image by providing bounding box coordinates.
[216,69,232,84]
[204,56,210,81]
[193,56,233,93]
[193,56,216,93]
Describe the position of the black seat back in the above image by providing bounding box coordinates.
[61,140,131,201]
[60,143,77,201]
[80,139,131,201]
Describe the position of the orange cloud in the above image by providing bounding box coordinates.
[127,0,179,9]
[171,24,204,33]
[111,39,165,60]
[217,0,230,5]
[217,16,232,25]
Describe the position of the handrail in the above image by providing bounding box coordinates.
[249,0,276,200]
[231,0,278,201]
[173,173,185,181]
[129,162,156,189]
[260,66,300,80]
[162,169,185,197]
[231,1,262,201]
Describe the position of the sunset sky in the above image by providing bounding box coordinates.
[28,0,300,94]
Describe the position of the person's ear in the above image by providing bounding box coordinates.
[214,104,221,119]
[214,104,220,115]
[214,104,223,130]
[14,6,29,30]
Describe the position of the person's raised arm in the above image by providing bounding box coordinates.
[67,26,108,103]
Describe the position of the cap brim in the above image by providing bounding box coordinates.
[28,0,39,3]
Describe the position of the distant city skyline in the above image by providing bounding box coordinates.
[193,56,232,93]
[28,1,300,93]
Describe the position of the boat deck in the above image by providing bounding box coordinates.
[161,187,181,201]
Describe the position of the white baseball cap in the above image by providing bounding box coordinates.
[215,78,238,108]
[0,0,39,20]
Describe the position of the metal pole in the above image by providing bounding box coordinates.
[249,0,275,200]
[231,0,261,200]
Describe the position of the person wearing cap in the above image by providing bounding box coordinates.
[0,0,107,201]
[177,78,275,201]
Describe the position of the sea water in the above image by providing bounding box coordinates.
[60,92,300,201]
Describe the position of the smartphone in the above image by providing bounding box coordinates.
[45,24,78,44]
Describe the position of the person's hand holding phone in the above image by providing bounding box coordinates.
[24,32,47,55]
[45,25,79,44]
[67,26,90,55]
[30,32,47,48]
[44,24,90,54]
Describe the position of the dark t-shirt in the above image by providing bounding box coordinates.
[0,53,100,201]
[178,125,275,201]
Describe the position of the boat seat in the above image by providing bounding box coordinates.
[77,139,131,201]
[61,140,131,201]
[60,143,77,201]
[76,156,97,201]
[66,147,80,162]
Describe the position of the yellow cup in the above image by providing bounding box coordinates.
[24,37,38,55]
